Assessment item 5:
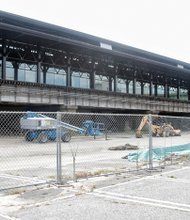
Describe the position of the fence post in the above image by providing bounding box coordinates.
[148,114,153,170]
[94,128,96,140]
[56,112,62,184]
[105,126,108,140]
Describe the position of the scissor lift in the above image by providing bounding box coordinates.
[20,112,104,143]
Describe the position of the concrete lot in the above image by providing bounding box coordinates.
[0,165,190,220]
[1,114,190,219]
[0,132,190,190]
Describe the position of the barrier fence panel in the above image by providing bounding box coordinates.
[150,115,190,168]
[58,113,149,182]
[1,112,190,189]
[0,112,57,190]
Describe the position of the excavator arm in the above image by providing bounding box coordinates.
[136,115,149,138]
[136,115,165,138]
[136,115,181,138]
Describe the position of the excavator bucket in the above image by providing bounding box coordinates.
[136,130,143,138]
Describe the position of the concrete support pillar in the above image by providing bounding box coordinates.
[66,56,71,87]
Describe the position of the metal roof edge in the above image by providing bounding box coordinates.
[0,10,190,70]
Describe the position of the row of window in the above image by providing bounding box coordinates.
[0,61,189,100]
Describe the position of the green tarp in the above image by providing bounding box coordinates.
[128,143,190,161]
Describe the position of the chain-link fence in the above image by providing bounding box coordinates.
[0,112,190,190]
[150,115,190,168]
[0,112,57,190]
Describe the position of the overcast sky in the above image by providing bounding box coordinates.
[1,0,190,63]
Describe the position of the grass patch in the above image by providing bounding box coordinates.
[8,188,26,195]
[75,169,112,179]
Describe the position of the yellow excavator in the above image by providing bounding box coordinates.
[136,115,181,138]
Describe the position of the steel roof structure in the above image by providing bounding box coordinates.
[0,11,190,113]
[1,10,190,75]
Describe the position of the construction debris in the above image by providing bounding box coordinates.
[125,144,139,150]
[108,144,138,151]
[126,143,190,162]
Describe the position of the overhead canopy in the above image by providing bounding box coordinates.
[1,10,190,77]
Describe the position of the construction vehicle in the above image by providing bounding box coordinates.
[20,112,105,143]
[136,115,181,138]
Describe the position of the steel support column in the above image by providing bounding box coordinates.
[90,62,95,89]
[42,66,48,84]
[114,75,117,92]
[133,70,137,95]
[90,71,95,89]
[188,88,190,101]
[165,84,169,98]
[177,79,180,99]
[141,82,144,95]
[126,80,129,93]
[13,62,19,81]
[109,76,112,92]
[114,66,118,92]
[43,72,46,84]
[67,56,71,87]
[37,45,41,83]
[2,39,6,80]
[164,78,168,98]
[154,84,158,96]
[149,73,153,96]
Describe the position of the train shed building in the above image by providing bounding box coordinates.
[0,11,190,115]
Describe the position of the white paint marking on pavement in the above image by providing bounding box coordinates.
[97,166,190,191]
[0,213,18,220]
[91,192,190,213]
[89,166,190,213]
[95,190,190,208]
